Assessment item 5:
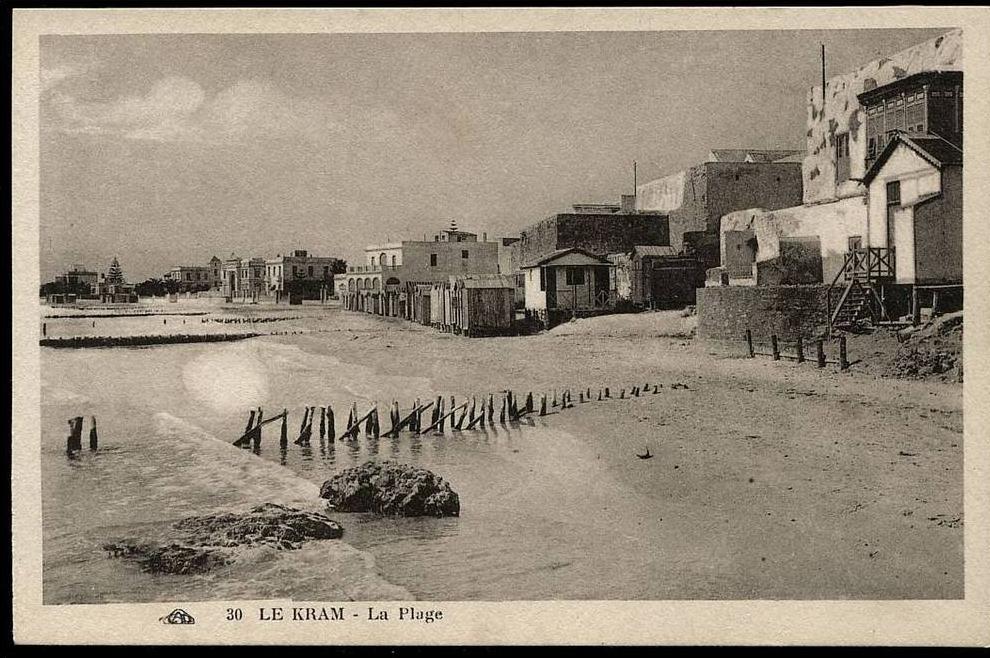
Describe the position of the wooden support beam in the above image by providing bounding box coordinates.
[816,340,826,368]
[419,401,468,434]
[796,336,805,363]
[746,329,754,358]
[771,335,780,361]
[338,406,376,441]
[839,336,849,370]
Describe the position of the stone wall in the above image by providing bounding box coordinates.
[517,212,668,265]
[697,284,829,341]
[803,29,961,205]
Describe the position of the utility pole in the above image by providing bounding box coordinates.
[633,161,638,194]
[821,43,827,107]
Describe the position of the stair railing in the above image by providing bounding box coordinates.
[826,251,856,337]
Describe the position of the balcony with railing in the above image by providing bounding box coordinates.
[346,264,402,274]
[842,247,895,283]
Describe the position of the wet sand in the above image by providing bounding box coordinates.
[284,307,963,599]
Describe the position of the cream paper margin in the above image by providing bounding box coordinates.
[11,7,990,646]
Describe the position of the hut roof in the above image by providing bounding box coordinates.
[450,274,515,289]
[521,247,612,269]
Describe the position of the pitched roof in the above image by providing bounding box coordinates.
[521,247,612,269]
[707,149,804,164]
[631,245,677,257]
[862,132,963,185]
[451,274,516,289]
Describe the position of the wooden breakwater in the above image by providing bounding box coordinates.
[43,311,209,319]
[222,378,696,458]
[40,333,263,348]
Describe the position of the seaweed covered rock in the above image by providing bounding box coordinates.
[102,503,342,575]
[174,502,343,549]
[320,461,460,517]
[102,541,230,575]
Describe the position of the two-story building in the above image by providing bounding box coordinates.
[164,266,213,292]
[265,250,345,303]
[341,224,501,316]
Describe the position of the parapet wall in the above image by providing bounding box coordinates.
[697,284,829,341]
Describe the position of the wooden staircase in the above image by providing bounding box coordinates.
[827,248,895,334]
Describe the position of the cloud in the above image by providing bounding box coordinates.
[45,76,353,146]
[40,62,97,93]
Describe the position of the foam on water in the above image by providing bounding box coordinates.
[43,409,409,603]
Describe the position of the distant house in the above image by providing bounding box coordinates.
[521,248,614,327]
[635,149,805,268]
[516,204,669,269]
[265,250,343,304]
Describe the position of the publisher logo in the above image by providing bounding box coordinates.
[160,608,196,625]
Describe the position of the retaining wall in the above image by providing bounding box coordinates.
[697,284,829,341]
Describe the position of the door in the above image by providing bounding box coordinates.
[544,267,557,309]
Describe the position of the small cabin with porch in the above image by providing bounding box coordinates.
[828,132,962,330]
[522,248,614,327]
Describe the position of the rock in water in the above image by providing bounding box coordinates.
[320,461,460,517]
[173,502,343,549]
[103,503,343,575]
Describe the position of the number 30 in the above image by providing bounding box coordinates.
[226,608,243,621]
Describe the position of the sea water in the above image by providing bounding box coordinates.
[40,313,692,603]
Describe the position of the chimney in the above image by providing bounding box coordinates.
[620,194,637,214]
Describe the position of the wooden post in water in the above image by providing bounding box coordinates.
[526,392,534,413]
[66,416,83,453]
[487,394,495,423]
[605,387,610,399]
[319,407,326,440]
[500,394,506,423]
[653,385,659,394]
[245,409,257,435]
[552,390,558,407]
[745,329,754,358]
[88,416,98,451]
[540,394,548,416]
[280,410,288,447]
[372,406,380,439]
[771,335,780,361]
[796,337,805,363]
[598,389,603,401]
[299,407,310,435]
[586,387,591,400]
[253,409,264,450]
[42,322,46,337]
[579,391,584,403]
[839,336,849,370]
[326,405,335,442]
[439,397,447,432]
[620,389,625,399]
[816,340,826,368]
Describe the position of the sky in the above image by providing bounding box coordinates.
[39,28,950,282]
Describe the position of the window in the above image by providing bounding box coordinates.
[565,267,585,286]
[886,180,901,206]
[292,265,298,276]
[308,265,314,277]
[867,136,877,160]
[379,253,387,267]
[391,255,397,266]
[461,250,469,259]
[848,235,863,251]
[186,273,191,280]
[430,254,437,267]
[835,132,850,183]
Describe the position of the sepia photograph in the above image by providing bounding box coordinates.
[11,7,990,646]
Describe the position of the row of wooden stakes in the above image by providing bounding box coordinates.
[231,382,687,448]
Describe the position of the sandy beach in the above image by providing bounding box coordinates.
[40,302,963,600]
[285,305,963,599]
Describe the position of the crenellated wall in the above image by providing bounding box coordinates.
[803,29,961,204]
